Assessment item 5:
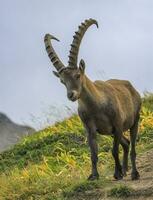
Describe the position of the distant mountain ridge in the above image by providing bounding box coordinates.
[0,113,35,151]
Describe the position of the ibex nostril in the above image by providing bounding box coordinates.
[68,92,74,99]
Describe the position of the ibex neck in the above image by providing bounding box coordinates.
[78,75,101,107]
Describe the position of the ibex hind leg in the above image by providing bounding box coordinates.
[112,133,123,180]
[130,117,140,180]
[120,136,130,176]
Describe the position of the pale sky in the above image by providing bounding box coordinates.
[0,0,153,129]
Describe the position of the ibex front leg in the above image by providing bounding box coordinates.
[87,129,99,181]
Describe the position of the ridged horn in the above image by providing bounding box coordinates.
[68,18,98,67]
[44,34,65,71]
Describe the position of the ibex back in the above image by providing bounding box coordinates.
[44,18,141,181]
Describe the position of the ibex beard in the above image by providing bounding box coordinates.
[44,18,141,181]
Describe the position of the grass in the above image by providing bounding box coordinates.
[109,185,134,198]
[0,94,153,199]
[62,179,105,198]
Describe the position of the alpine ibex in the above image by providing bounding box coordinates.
[44,19,141,181]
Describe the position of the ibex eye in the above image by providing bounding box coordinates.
[75,73,80,79]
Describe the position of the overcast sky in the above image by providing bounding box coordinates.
[0,0,153,129]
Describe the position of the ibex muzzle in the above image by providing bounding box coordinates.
[44,19,141,181]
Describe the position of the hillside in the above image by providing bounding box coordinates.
[0,94,153,200]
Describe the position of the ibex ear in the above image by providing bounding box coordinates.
[53,71,60,78]
[79,59,85,74]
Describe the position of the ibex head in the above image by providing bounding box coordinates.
[44,18,98,101]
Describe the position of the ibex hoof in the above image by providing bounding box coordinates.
[114,171,123,180]
[131,170,140,180]
[87,174,99,181]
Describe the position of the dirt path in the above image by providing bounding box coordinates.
[119,148,153,200]
[107,148,153,200]
[70,148,153,200]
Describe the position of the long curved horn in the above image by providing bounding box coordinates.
[68,18,98,68]
[44,34,65,71]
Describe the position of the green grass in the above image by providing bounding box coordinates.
[63,179,105,198]
[0,94,153,199]
[0,115,113,199]
[109,185,134,198]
